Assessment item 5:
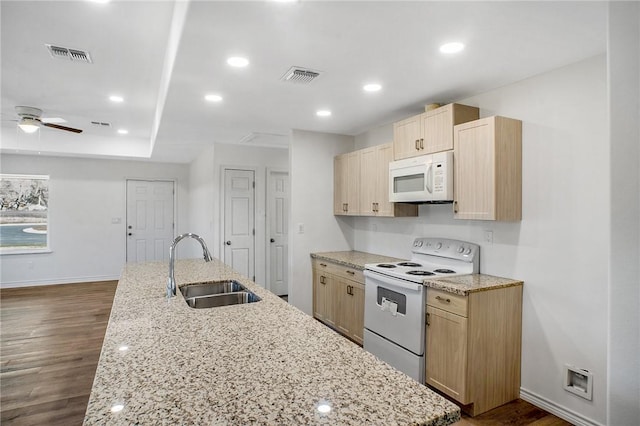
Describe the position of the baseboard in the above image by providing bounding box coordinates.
[0,275,120,288]
[520,387,605,426]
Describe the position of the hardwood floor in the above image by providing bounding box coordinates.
[1,281,569,425]
[1,281,117,426]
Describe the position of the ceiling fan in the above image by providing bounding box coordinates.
[14,106,82,134]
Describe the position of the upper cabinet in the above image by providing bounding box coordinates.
[453,116,522,221]
[335,144,417,217]
[334,151,360,215]
[393,103,479,160]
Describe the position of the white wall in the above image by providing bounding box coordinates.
[0,154,190,287]
[607,2,640,424]
[350,56,609,425]
[188,143,288,287]
[289,130,355,314]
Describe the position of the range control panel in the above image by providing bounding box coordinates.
[412,237,480,262]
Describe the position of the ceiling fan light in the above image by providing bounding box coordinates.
[18,118,40,134]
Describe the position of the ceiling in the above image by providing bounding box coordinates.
[1,1,607,163]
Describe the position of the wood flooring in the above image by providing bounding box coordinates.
[1,281,118,426]
[1,281,571,426]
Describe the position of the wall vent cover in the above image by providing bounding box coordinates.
[280,66,322,84]
[46,44,93,64]
[91,121,111,127]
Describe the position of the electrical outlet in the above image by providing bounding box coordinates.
[484,230,493,244]
[297,223,305,234]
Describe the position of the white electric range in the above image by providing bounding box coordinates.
[363,237,480,383]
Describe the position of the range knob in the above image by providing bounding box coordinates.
[417,241,423,247]
[457,246,465,253]
[435,242,442,250]
[464,248,472,255]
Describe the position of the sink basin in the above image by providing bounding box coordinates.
[180,280,245,299]
[179,280,261,309]
[183,291,262,309]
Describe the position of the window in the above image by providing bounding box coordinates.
[0,174,50,254]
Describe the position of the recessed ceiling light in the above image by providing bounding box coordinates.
[117,129,128,135]
[439,42,465,54]
[109,95,124,103]
[227,57,249,68]
[363,83,382,92]
[205,94,223,102]
[316,110,332,117]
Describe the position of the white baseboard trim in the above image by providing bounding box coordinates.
[1,275,120,288]
[520,388,605,426]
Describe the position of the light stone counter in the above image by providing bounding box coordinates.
[84,258,460,425]
[425,274,523,296]
[311,250,403,270]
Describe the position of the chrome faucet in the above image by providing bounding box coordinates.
[167,233,213,298]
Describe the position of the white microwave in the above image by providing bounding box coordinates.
[388,151,453,203]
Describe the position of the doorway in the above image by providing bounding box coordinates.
[266,169,289,296]
[126,179,175,263]
[222,168,255,280]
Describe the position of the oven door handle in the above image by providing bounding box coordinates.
[364,270,424,292]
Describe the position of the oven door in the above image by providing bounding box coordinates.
[363,269,426,355]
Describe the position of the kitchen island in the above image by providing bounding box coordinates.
[84,258,460,425]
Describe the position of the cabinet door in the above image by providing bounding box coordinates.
[359,147,377,216]
[334,278,365,345]
[453,118,496,220]
[422,105,453,154]
[334,154,349,215]
[313,269,336,327]
[374,144,391,216]
[345,151,360,215]
[393,115,422,160]
[426,305,469,403]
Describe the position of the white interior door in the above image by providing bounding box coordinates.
[223,169,255,280]
[126,180,174,263]
[266,170,289,296]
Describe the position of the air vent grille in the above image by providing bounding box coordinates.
[46,44,93,63]
[280,66,322,84]
[91,121,111,127]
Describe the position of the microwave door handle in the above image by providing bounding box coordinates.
[426,163,433,194]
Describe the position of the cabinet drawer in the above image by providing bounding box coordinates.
[312,259,364,283]
[427,289,468,317]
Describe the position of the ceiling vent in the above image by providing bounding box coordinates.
[280,66,322,84]
[46,44,93,64]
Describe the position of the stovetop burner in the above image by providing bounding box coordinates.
[397,262,422,267]
[406,270,435,276]
[433,269,456,274]
[377,264,397,268]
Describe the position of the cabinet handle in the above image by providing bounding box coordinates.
[420,138,424,149]
[346,270,355,275]
[415,139,420,150]
[345,203,349,212]
[320,263,327,267]
[453,201,458,214]
[426,312,430,326]
[320,275,326,285]
[435,295,451,303]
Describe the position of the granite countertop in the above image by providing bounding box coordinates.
[311,250,403,270]
[85,258,460,425]
[425,274,523,296]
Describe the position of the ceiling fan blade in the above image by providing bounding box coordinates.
[43,122,83,134]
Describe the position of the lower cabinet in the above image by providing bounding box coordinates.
[425,285,523,416]
[312,259,365,345]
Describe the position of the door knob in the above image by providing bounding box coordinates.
[270,238,275,243]
[225,240,232,245]
[128,233,132,236]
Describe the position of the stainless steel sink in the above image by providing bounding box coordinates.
[179,280,261,309]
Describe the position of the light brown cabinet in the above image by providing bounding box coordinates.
[425,285,523,417]
[335,144,417,217]
[334,151,360,215]
[393,103,479,160]
[312,259,365,345]
[359,143,418,217]
[453,116,522,221]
